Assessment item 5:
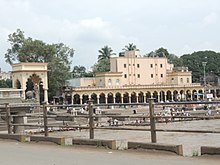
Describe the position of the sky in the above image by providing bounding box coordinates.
[0,0,220,71]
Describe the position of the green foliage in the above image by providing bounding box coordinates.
[0,79,12,88]
[72,65,93,78]
[93,58,110,72]
[5,29,74,100]
[98,45,113,62]
[123,43,137,51]
[93,45,114,73]
[180,51,220,83]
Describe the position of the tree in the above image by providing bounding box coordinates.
[72,65,93,78]
[0,79,12,88]
[123,43,137,51]
[98,45,114,61]
[180,51,220,82]
[155,47,169,57]
[93,46,114,73]
[5,29,74,100]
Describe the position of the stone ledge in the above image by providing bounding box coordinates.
[128,141,183,155]
[0,134,30,142]
[201,146,220,155]
[72,138,128,150]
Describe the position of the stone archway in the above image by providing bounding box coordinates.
[12,62,48,103]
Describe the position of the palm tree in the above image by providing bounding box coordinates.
[98,46,114,62]
[123,43,137,51]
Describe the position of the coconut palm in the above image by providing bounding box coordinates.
[123,43,137,51]
[98,45,114,62]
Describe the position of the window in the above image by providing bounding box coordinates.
[133,64,135,66]
[129,74,131,76]
[161,74,163,78]
[133,74,135,76]
[151,74,153,78]
[137,74,140,78]
[116,79,120,85]
[108,79,112,86]
[180,78,183,83]
[99,79,103,86]
[124,64,126,68]
[124,74,127,78]
[160,64,163,68]
[187,78,189,83]
[137,64,140,68]
[150,64,153,68]
[129,64,131,66]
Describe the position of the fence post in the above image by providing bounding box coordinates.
[5,103,12,134]
[88,100,94,139]
[43,103,48,137]
[149,98,156,143]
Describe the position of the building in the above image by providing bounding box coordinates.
[64,50,214,105]
[0,68,12,80]
[11,62,49,103]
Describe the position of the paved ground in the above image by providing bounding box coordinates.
[0,140,220,165]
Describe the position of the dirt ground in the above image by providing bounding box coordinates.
[48,106,220,156]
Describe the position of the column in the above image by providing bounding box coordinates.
[44,89,48,103]
[105,96,108,104]
[128,94,131,103]
[143,95,146,103]
[136,96,139,103]
[164,95,167,102]
[80,95,82,105]
[13,111,26,134]
[158,93,160,102]
[97,96,100,104]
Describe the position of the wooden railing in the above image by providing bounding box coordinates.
[1,100,220,143]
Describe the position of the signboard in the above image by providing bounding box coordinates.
[206,93,213,99]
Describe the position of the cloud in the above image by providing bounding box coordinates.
[203,12,218,25]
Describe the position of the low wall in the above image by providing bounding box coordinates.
[201,146,220,155]
[30,136,66,145]
[0,134,183,155]
[0,134,30,142]
[128,141,183,155]
[72,138,127,150]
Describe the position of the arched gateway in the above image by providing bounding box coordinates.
[11,62,48,103]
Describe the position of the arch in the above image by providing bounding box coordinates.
[99,93,106,104]
[153,91,158,102]
[186,90,191,101]
[159,91,165,102]
[73,94,80,104]
[173,90,178,101]
[115,92,122,103]
[166,90,172,102]
[15,79,21,89]
[192,89,197,101]
[131,92,137,103]
[82,94,89,104]
[180,90,184,101]
[145,91,151,102]
[138,92,144,103]
[123,92,129,103]
[91,93,97,104]
[107,92,114,103]
[198,89,203,100]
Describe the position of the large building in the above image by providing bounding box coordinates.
[0,68,11,80]
[65,50,219,104]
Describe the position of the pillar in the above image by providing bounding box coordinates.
[44,89,48,103]
[13,111,26,134]
[97,96,100,104]
[80,96,82,105]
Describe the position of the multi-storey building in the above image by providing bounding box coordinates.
[64,50,218,104]
[0,68,12,80]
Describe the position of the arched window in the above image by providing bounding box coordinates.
[116,79,120,86]
[108,79,112,86]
